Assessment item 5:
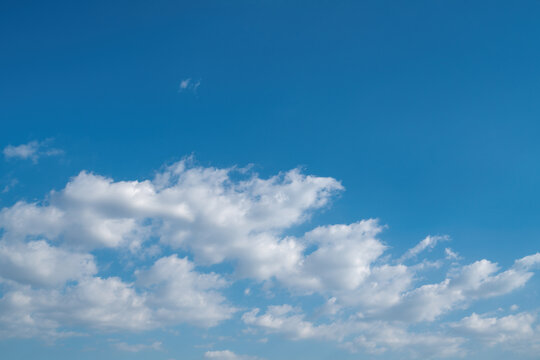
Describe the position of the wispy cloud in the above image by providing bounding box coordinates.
[114,341,162,352]
[400,235,449,262]
[3,140,62,163]
[1,178,18,193]
[445,247,461,260]
[178,78,201,93]
[204,350,261,360]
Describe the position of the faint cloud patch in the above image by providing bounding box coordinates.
[2,178,18,193]
[3,139,63,163]
[179,78,201,93]
[400,235,449,262]
[114,341,163,352]
[204,350,262,360]
[445,247,461,261]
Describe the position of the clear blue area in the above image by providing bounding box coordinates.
[1,1,539,359]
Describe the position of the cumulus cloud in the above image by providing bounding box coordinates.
[450,311,540,354]
[0,161,342,271]
[242,305,334,340]
[0,254,236,338]
[242,305,465,358]
[136,255,235,327]
[389,258,535,323]
[0,158,538,359]
[0,240,96,287]
[350,321,465,358]
[3,140,62,163]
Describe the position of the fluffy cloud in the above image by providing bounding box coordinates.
[0,161,342,264]
[451,312,537,344]
[289,221,387,292]
[242,305,336,340]
[0,255,235,337]
[0,159,538,359]
[242,305,465,357]
[450,311,540,354]
[0,240,96,287]
[350,321,465,358]
[390,257,536,322]
[136,255,235,327]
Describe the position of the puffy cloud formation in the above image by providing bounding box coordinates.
[450,311,540,354]
[0,240,96,287]
[0,159,538,358]
[242,305,465,357]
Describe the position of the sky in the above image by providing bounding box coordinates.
[1,1,540,359]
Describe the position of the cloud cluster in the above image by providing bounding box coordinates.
[0,159,538,358]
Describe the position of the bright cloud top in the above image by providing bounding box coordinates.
[0,159,538,358]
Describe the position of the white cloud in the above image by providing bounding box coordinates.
[514,252,540,270]
[400,235,449,262]
[0,158,538,359]
[444,247,460,260]
[1,178,18,193]
[450,311,540,354]
[242,305,333,340]
[350,321,465,358]
[179,78,201,92]
[3,140,62,162]
[0,253,236,336]
[293,221,387,292]
[114,341,162,352]
[136,254,235,327]
[390,258,535,322]
[0,240,96,287]
[204,350,260,360]
[242,305,465,358]
[180,79,190,89]
[0,161,342,274]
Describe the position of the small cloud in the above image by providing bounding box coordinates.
[180,78,191,89]
[204,350,261,360]
[179,78,201,93]
[3,140,63,163]
[399,235,450,262]
[316,297,341,317]
[445,248,461,261]
[2,178,18,193]
[114,341,163,353]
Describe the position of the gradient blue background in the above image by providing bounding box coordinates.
[1,1,539,358]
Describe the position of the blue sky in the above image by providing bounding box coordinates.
[1,1,540,359]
